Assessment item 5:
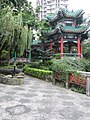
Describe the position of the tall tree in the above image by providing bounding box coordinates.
[0,0,41,61]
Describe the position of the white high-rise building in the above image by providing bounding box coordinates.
[36,0,69,20]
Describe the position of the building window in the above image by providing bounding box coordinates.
[66,23,72,26]
[47,1,51,4]
[65,21,73,26]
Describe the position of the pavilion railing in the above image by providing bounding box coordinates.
[61,53,83,58]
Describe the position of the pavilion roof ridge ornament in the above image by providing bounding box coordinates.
[47,27,60,36]
[45,14,58,22]
[60,8,84,18]
[46,8,85,23]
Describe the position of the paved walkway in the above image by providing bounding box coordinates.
[0,75,90,120]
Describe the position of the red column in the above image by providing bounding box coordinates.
[60,37,64,59]
[77,37,81,58]
[68,42,71,53]
[50,41,52,50]
[80,43,82,58]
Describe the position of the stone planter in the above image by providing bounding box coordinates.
[0,73,24,85]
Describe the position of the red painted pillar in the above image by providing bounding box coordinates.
[50,41,52,50]
[77,37,81,58]
[60,37,64,58]
[80,42,82,58]
[68,42,71,53]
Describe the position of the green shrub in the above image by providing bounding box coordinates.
[44,60,53,66]
[82,42,90,59]
[24,61,51,71]
[79,59,90,72]
[28,62,40,69]
[52,58,86,86]
[55,53,61,59]
[52,58,86,73]
[39,66,49,70]
[24,67,52,81]
[1,50,9,60]
[0,65,15,69]
[71,85,86,94]
[85,62,90,72]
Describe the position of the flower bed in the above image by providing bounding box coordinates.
[69,74,86,87]
[53,72,87,89]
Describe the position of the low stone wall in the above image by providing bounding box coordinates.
[0,68,22,75]
[0,73,24,85]
[77,71,90,96]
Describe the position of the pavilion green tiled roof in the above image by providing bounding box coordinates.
[46,13,58,21]
[88,32,90,38]
[61,9,84,18]
[48,22,88,34]
[48,28,59,36]
[60,26,88,33]
[32,40,41,45]
[46,9,84,22]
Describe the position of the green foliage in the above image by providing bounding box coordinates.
[52,58,87,85]
[52,58,86,73]
[24,62,50,70]
[82,42,90,59]
[22,3,36,27]
[1,50,9,60]
[26,60,53,71]
[52,58,89,94]
[0,4,35,59]
[0,7,14,51]
[44,60,53,66]
[17,25,28,56]
[28,62,40,69]
[0,65,15,69]
[39,20,50,31]
[80,58,90,72]
[0,0,28,8]
[0,1,41,60]
[55,53,61,59]
[24,67,52,80]
[71,85,86,94]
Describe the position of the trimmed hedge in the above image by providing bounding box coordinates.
[24,67,52,81]
[26,61,52,70]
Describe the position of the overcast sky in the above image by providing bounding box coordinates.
[28,0,90,15]
[28,0,36,8]
[68,0,90,15]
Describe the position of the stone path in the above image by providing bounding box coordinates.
[0,75,90,120]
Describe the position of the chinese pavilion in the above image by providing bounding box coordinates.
[31,8,88,60]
